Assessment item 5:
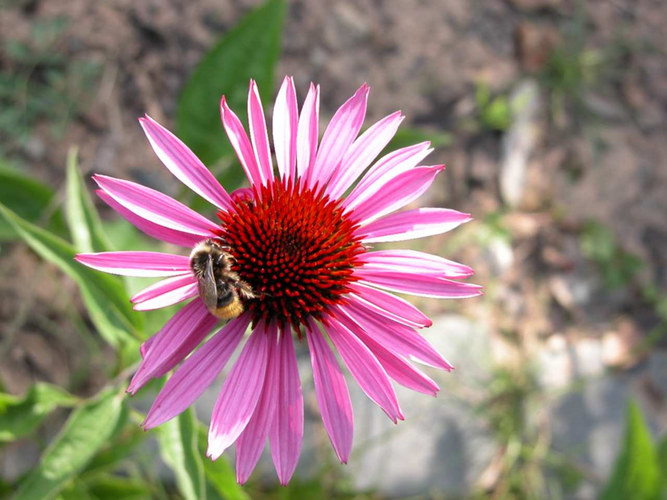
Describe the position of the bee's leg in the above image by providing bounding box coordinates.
[237,280,256,300]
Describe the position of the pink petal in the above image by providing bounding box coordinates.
[326,111,404,199]
[345,165,445,225]
[356,207,472,243]
[231,186,253,201]
[220,96,263,187]
[306,318,353,463]
[143,314,250,429]
[269,326,304,485]
[348,282,432,328]
[133,282,199,311]
[335,300,453,370]
[356,271,483,299]
[97,190,203,248]
[94,175,219,236]
[273,76,298,182]
[139,115,233,211]
[344,142,432,209]
[131,274,196,303]
[336,313,439,396]
[75,251,191,277]
[128,300,217,394]
[358,249,474,279]
[140,336,153,359]
[207,323,271,460]
[306,84,369,188]
[235,324,280,484]
[296,83,319,181]
[247,80,274,186]
[326,317,403,423]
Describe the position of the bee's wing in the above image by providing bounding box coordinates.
[198,255,218,311]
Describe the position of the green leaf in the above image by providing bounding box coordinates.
[600,400,662,500]
[0,383,79,443]
[65,147,111,253]
[84,475,151,500]
[56,480,95,500]
[197,424,249,500]
[0,160,66,241]
[0,201,140,348]
[14,389,127,500]
[659,436,667,490]
[176,0,285,168]
[83,424,147,476]
[157,408,205,500]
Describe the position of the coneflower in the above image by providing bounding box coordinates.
[76,77,480,485]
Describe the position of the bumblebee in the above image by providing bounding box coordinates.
[189,239,255,319]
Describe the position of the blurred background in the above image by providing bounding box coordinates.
[1,0,666,498]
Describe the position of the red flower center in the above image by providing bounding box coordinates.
[217,179,365,328]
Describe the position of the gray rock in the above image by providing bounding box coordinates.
[499,79,542,208]
[347,315,497,497]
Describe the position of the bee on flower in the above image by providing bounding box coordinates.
[76,77,481,485]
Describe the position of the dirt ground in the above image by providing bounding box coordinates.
[1,0,666,495]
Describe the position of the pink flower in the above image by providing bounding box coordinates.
[76,77,481,485]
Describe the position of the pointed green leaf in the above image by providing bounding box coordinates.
[176,0,285,169]
[197,424,249,500]
[600,400,662,500]
[14,389,127,500]
[0,160,66,241]
[0,383,79,443]
[0,201,140,348]
[65,147,111,253]
[157,407,205,500]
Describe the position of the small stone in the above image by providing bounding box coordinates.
[538,334,572,389]
[485,238,514,276]
[22,136,45,161]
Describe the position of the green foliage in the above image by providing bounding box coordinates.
[475,83,512,132]
[0,159,66,240]
[600,400,663,500]
[176,0,285,185]
[65,148,111,253]
[197,425,249,500]
[659,437,667,482]
[83,424,147,476]
[580,220,643,289]
[538,9,630,125]
[0,201,141,349]
[0,383,79,443]
[14,389,127,500]
[0,17,100,155]
[69,475,151,500]
[543,46,600,100]
[479,366,538,443]
[157,408,206,500]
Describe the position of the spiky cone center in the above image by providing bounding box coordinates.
[216,178,365,328]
